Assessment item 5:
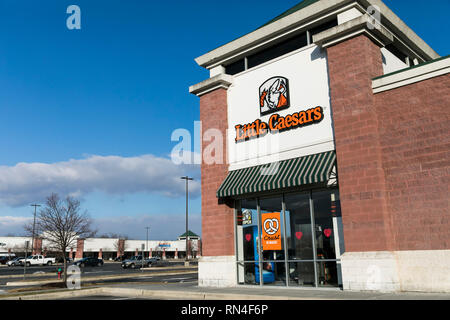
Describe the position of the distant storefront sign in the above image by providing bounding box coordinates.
[242,209,252,225]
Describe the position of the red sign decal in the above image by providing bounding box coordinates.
[324,229,332,238]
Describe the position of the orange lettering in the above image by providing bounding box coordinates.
[313,107,323,121]
[306,109,314,122]
[269,114,278,131]
[285,115,292,128]
[235,125,244,142]
[291,113,299,126]
[298,112,307,124]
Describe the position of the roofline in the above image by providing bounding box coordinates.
[366,0,439,60]
[194,0,439,69]
[372,55,450,93]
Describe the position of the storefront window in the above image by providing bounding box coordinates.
[260,262,286,286]
[285,193,313,260]
[258,197,286,286]
[312,190,344,261]
[312,190,344,287]
[236,199,258,285]
[259,197,284,262]
[238,262,258,285]
[235,189,344,288]
[288,262,315,287]
[316,261,339,287]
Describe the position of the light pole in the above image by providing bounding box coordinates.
[24,240,29,280]
[30,204,40,255]
[145,227,150,259]
[180,176,193,265]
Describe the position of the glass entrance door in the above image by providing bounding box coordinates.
[259,196,285,286]
[285,192,316,287]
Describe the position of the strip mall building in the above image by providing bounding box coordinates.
[189,0,449,292]
[0,235,201,261]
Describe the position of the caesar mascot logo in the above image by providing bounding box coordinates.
[259,76,290,116]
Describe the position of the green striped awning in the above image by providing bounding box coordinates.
[217,151,336,198]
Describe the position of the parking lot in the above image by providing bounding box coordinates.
[0,260,198,293]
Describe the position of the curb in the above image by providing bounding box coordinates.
[141,266,197,271]
[1,288,104,300]
[1,286,317,300]
[0,273,55,279]
[101,287,320,300]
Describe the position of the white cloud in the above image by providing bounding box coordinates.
[0,216,32,236]
[0,214,201,240]
[0,154,200,207]
[93,213,202,240]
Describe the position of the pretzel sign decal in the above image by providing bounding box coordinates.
[263,218,279,235]
[261,212,282,251]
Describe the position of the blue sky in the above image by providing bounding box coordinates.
[0,0,448,240]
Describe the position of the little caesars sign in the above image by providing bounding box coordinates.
[234,77,324,143]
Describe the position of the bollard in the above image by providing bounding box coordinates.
[57,268,62,280]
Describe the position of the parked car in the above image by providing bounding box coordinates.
[7,257,24,267]
[17,256,31,266]
[22,255,56,266]
[114,255,127,262]
[73,257,104,267]
[0,256,12,265]
[121,255,157,269]
[56,256,73,264]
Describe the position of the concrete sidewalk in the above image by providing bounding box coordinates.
[3,282,449,300]
[102,282,450,300]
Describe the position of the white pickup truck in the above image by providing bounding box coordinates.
[22,255,56,266]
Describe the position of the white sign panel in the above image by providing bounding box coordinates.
[227,45,335,171]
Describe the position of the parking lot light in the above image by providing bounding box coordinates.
[180,176,193,265]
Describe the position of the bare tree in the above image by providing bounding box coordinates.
[24,193,95,285]
[99,232,128,239]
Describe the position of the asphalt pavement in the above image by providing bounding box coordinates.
[0,261,198,292]
[0,260,193,278]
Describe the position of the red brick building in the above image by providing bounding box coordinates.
[190,0,449,292]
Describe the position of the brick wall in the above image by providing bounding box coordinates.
[32,237,43,255]
[75,238,84,259]
[199,88,235,257]
[375,74,450,251]
[327,35,395,252]
[197,34,448,257]
[117,239,125,257]
[326,34,449,253]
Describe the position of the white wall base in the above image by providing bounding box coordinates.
[341,250,450,293]
[198,256,236,288]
